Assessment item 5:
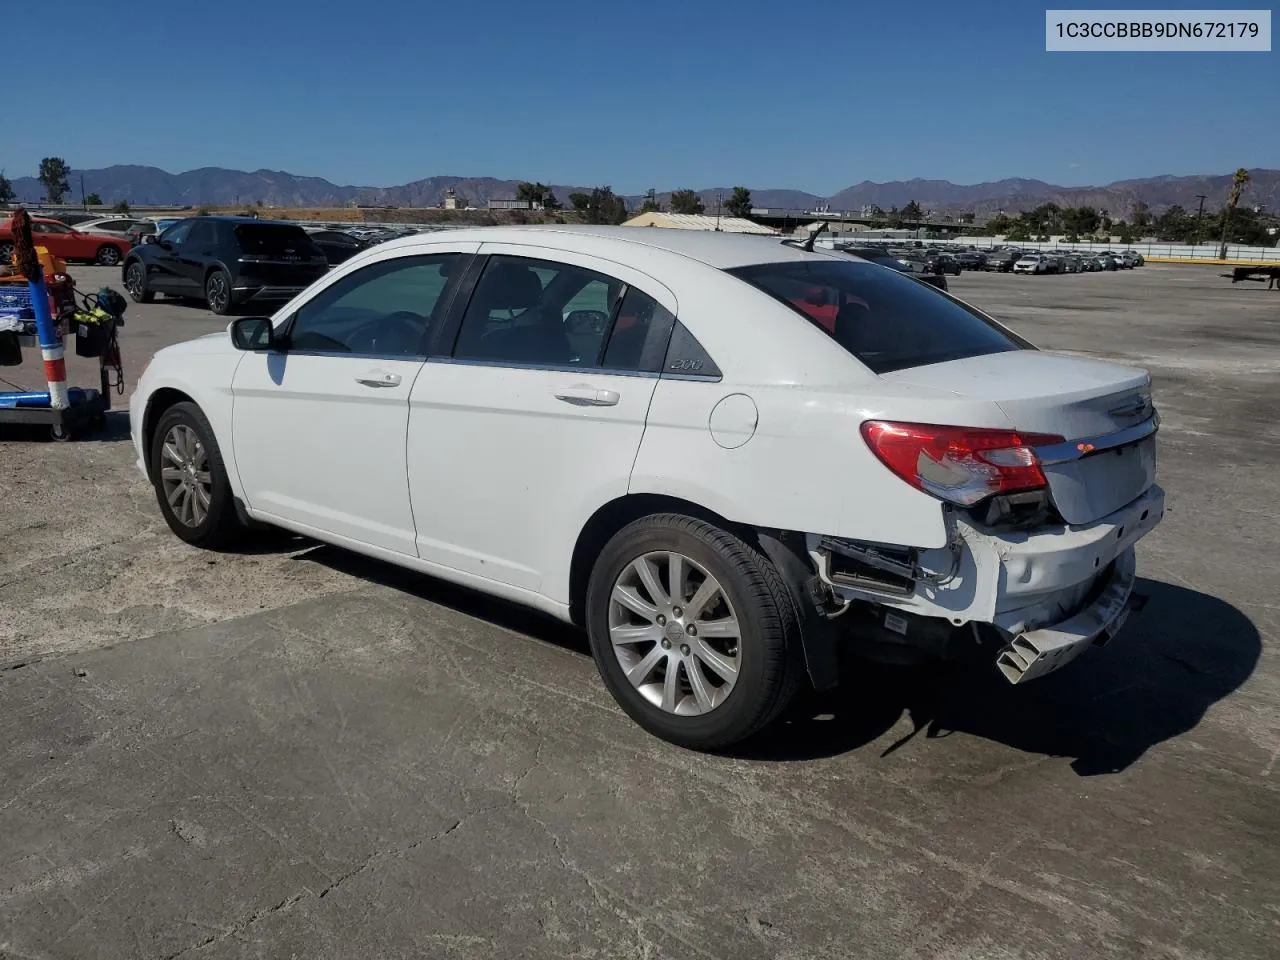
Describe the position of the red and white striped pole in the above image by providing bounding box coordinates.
[10,209,69,409]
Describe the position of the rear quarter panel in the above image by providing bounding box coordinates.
[628,265,1012,549]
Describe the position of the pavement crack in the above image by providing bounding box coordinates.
[159,890,307,960]
[317,818,465,900]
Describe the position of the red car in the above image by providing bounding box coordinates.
[0,215,132,267]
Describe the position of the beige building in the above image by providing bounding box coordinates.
[622,212,777,235]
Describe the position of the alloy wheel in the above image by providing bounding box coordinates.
[206,273,229,313]
[159,424,212,527]
[0,242,13,265]
[609,551,741,716]
[126,263,144,297]
[98,246,121,266]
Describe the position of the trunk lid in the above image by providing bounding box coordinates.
[880,350,1156,525]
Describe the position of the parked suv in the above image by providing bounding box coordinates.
[121,217,330,315]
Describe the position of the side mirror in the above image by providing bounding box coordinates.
[230,316,277,351]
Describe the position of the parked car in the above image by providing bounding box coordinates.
[1013,254,1051,274]
[1078,254,1100,272]
[304,228,369,266]
[1118,251,1142,268]
[121,216,330,315]
[1059,254,1082,274]
[1095,254,1119,271]
[69,216,146,241]
[0,215,131,266]
[125,217,182,248]
[844,247,948,291]
[130,227,1164,749]
[923,251,961,275]
[955,250,986,270]
[984,250,1019,272]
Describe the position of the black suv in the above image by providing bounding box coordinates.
[121,217,329,315]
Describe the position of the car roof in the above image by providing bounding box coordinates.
[369,224,838,270]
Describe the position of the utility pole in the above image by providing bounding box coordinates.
[715,192,722,231]
[1193,194,1207,246]
[80,173,86,210]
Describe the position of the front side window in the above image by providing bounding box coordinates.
[288,254,463,357]
[33,222,72,235]
[158,220,194,246]
[729,259,1028,374]
[186,221,216,248]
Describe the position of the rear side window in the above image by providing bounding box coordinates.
[234,223,315,258]
[728,259,1027,374]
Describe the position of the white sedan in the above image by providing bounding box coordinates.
[130,226,1164,749]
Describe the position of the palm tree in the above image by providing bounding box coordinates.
[1219,168,1250,259]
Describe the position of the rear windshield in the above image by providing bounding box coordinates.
[728,259,1027,374]
[233,223,315,256]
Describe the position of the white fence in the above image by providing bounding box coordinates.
[941,236,1280,263]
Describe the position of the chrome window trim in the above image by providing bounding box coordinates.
[1033,413,1159,465]
[428,356,661,379]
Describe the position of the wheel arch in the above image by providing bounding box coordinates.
[567,493,744,628]
[567,493,841,693]
[141,387,197,478]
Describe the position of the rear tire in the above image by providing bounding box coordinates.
[0,241,14,265]
[586,514,802,750]
[149,401,244,549]
[205,269,233,315]
[96,245,122,266]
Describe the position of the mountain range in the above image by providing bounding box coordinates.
[9,165,1278,219]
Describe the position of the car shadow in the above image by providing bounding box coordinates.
[734,579,1259,775]
[294,543,591,656]
[282,543,1258,776]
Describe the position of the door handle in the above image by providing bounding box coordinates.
[355,371,402,388]
[555,385,620,407]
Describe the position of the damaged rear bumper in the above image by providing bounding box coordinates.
[994,547,1136,683]
[807,484,1166,682]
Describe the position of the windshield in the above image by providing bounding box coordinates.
[728,259,1028,374]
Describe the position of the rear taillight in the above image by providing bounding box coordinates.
[860,421,1064,506]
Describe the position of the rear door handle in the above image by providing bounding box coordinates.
[555,385,620,407]
[356,371,402,388]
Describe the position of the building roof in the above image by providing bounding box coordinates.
[621,212,778,235]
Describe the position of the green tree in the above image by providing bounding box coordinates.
[900,200,923,221]
[1062,206,1099,236]
[516,181,560,209]
[0,170,14,205]
[112,200,131,214]
[1154,204,1191,241]
[84,192,102,206]
[572,187,628,224]
[1219,167,1250,259]
[1005,221,1031,242]
[886,206,904,228]
[724,186,752,219]
[985,212,1015,235]
[1130,200,1151,230]
[668,189,704,215]
[639,189,660,213]
[38,157,71,204]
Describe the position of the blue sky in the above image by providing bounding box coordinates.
[6,0,1276,193]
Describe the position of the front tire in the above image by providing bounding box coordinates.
[96,244,122,266]
[205,269,233,315]
[586,514,802,750]
[149,401,244,548]
[0,241,14,265]
[124,260,154,303]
